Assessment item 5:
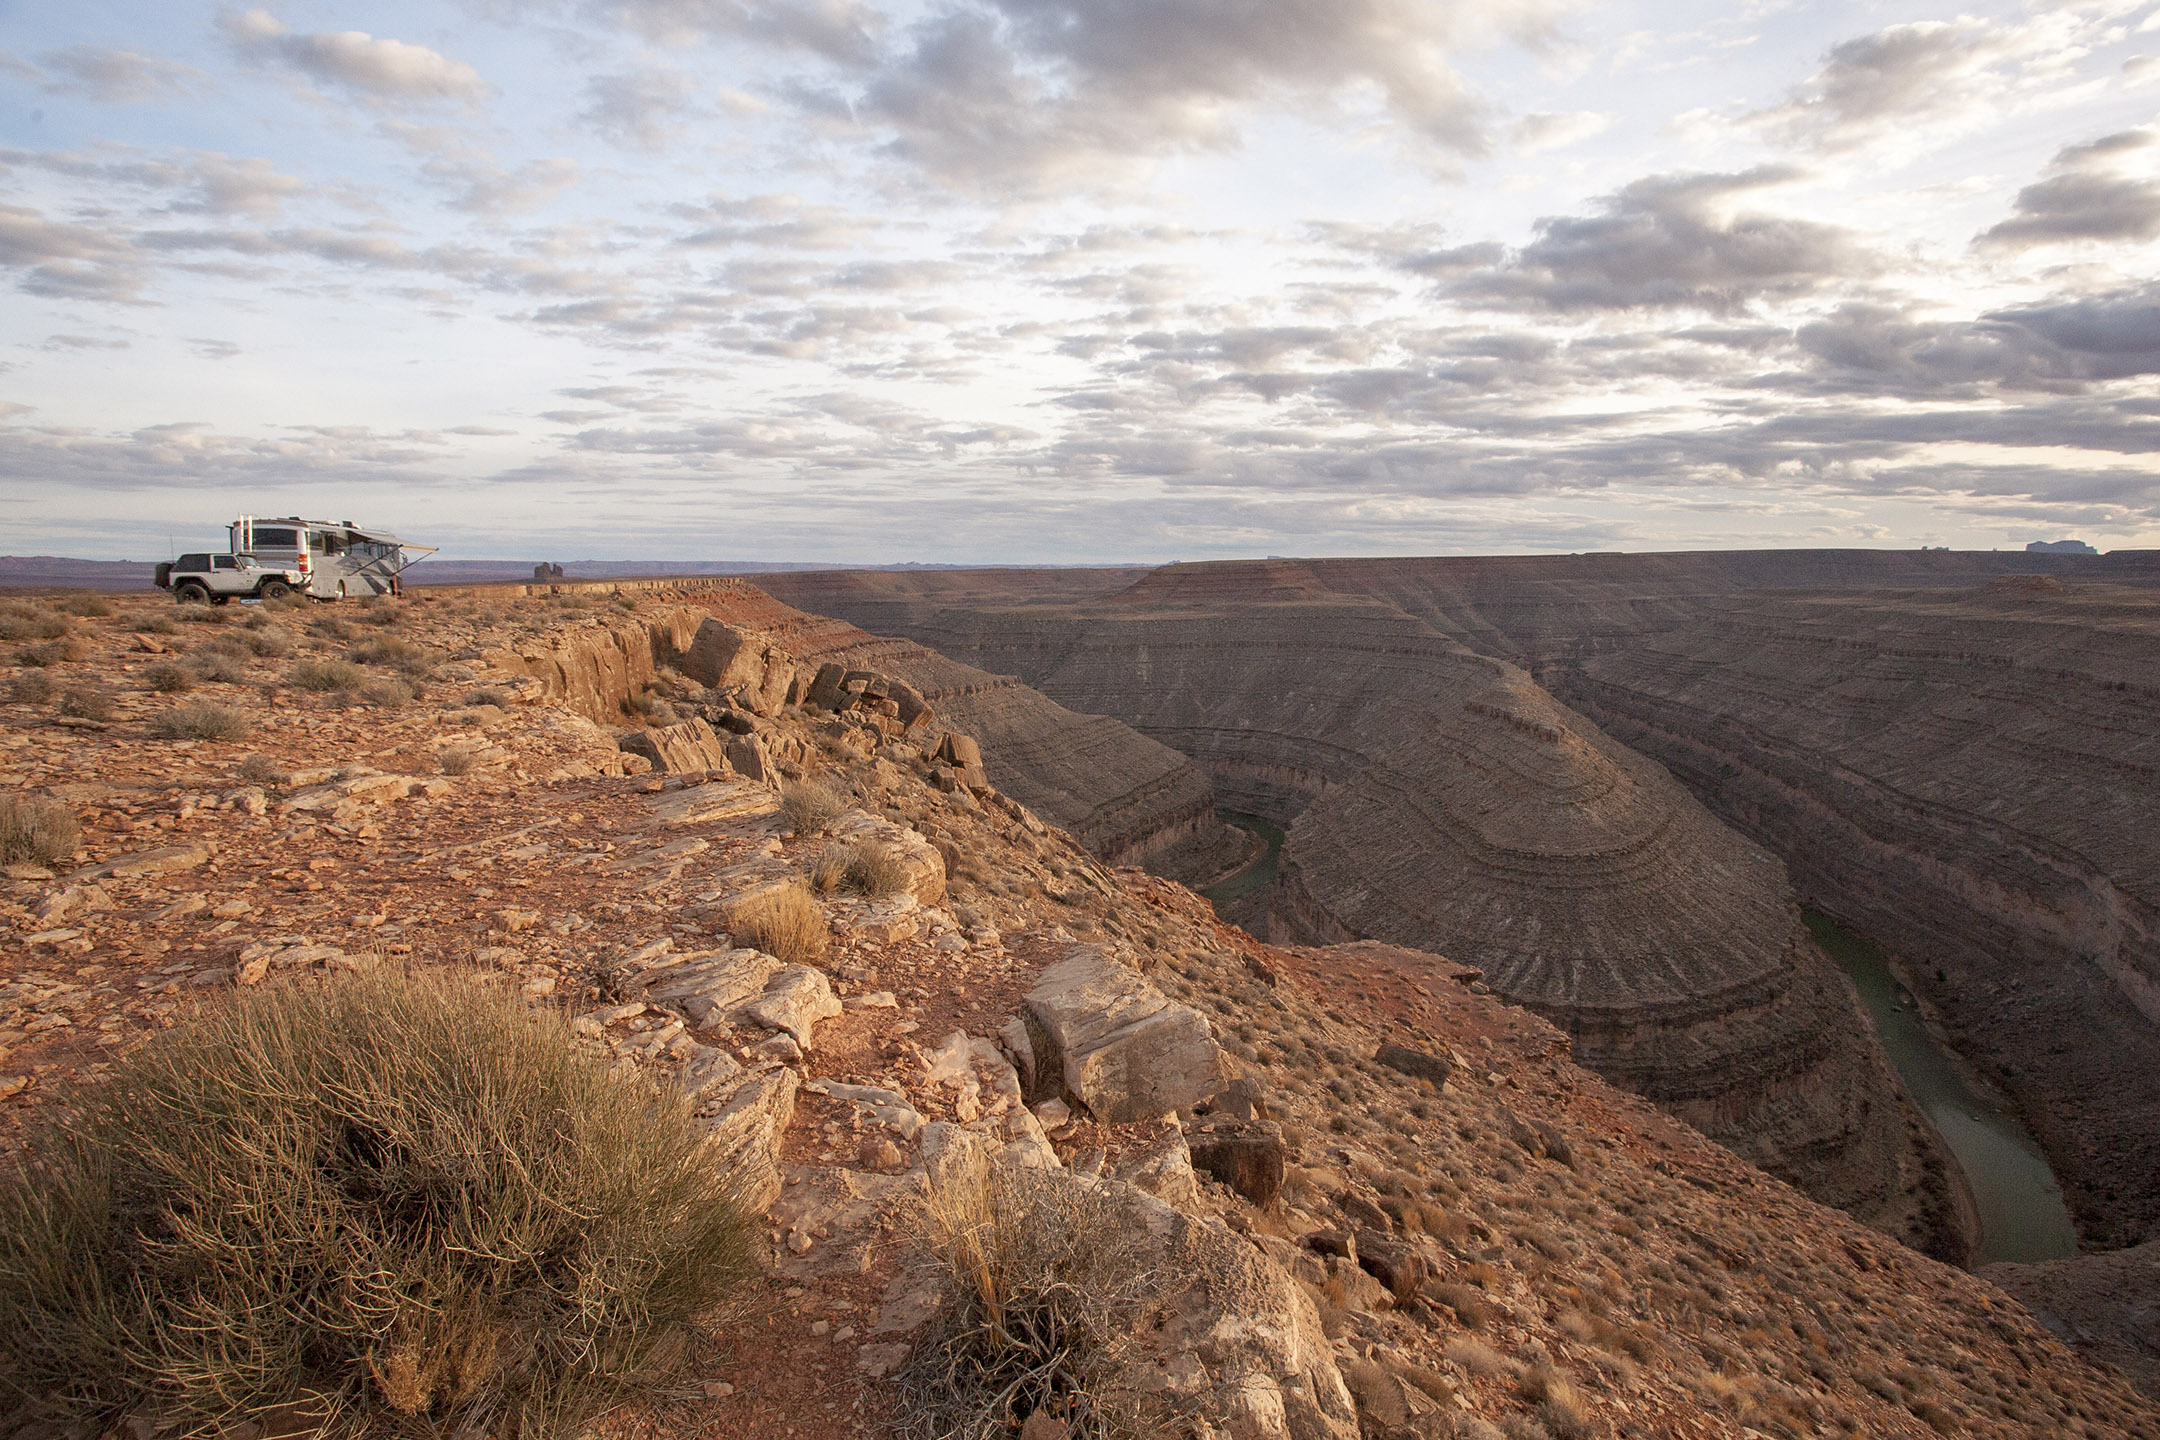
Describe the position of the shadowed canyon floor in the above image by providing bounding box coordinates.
[5,581,2159,1437]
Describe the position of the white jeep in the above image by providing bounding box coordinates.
[155,552,312,605]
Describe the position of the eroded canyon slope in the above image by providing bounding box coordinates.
[761,569,1963,1258]
[6,580,2158,1439]
[759,550,2160,1262]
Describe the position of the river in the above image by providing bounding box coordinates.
[1200,813,1284,907]
[1806,912,2078,1266]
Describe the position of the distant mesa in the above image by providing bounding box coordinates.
[533,562,566,579]
[2028,539,2099,554]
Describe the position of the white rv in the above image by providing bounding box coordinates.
[227,516,435,599]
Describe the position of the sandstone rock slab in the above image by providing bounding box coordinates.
[1023,945,1227,1123]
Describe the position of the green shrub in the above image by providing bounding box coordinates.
[0,967,755,1438]
[0,795,79,868]
[290,659,362,692]
[152,701,251,741]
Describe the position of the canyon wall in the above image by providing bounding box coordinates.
[1554,581,2160,1249]
[759,550,2160,1253]
[763,571,1961,1253]
[471,580,1245,881]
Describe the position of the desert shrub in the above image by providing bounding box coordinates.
[778,777,846,834]
[0,795,79,868]
[0,604,69,641]
[468,687,511,708]
[174,604,227,624]
[724,881,828,965]
[437,747,479,777]
[57,687,114,721]
[14,638,83,667]
[152,701,251,742]
[362,678,415,709]
[6,671,54,704]
[237,753,290,786]
[895,1166,1153,1440]
[350,636,429,672]
[141,662,194,693]
[812,840,912,898]
[0,967,756,1439]
[131,613,181,636]
[355,601,404,627]
[191,655,248,686]
[57,595,111,617]
[290,659,362,692]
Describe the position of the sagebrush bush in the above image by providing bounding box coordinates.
[6,671,54,704]
[131,613,181,636]
[290,658,362,692]
[438,747,479,776]
[0,605,69,642]
[779,777,846,834]
[0,795,79,868]
[60,595,112,618]
[237,753,289,786]
[192,655,248,686]
[0,967,756,1439]
[57,687,113,721]
[141,662,194,693]
[152,701,251,741]
[363,678,415,709]
[14,638,82,667]
[468,687,511,708]
[896,1165,1152,1440]
[725,881,828,964]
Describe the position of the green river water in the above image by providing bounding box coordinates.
[1805,912,2078,1265]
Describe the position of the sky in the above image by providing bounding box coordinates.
[2,0,2158,564]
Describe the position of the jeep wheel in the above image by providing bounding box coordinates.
[174,581,210,605]
[261,579,292,600]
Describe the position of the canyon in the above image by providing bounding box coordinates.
[758,549,2160,1272]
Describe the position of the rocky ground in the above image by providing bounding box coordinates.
[4,583,2159,1439]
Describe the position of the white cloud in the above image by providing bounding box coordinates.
[220,9,489,104]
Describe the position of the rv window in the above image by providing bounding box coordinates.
[310,531,347,555]
[255,528,299,548]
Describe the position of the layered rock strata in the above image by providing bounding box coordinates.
[1557,583,2160,1249]
[474,581,1245,883]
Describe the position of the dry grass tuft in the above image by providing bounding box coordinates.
[141,662,194,693]
[237,754,290,786]
[725,881,828,965]
[778,777,847,834]
[0,604,70,642]
[896,1165,1153,1440]
[7,672,54,704]
[810,839,912,898]
[437,747,479,776]
[152,701,251,742]
[290,659,362,692]
[0,795,79,869]
[0,967,756,1440]
[57,687,113,721]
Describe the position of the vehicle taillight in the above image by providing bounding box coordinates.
[298,548,311,573]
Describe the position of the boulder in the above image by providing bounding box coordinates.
[1115,1130,1201,1210]
[1023,946,1228,1123]
[1374,1041,1452,1088]
[887,678,933,730]
[804,662,848,710]
[1352,1231,1428,1302]
[1187,1116,1286,1207]
[679,619,795,715]
[629,948,786,1026]
[617,717,732,775]
[726,732,769,784]
[743,965,844,1050]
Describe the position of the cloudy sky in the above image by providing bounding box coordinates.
[3,0,2158,564]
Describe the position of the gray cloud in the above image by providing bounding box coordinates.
[851,0,1558,193]
[1446,167,1869,313]
[1980,128,2160,249]
[36,45,207,103]
[0,203,148,302]
[1749,17,2070,153]
[221,9,489,103]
